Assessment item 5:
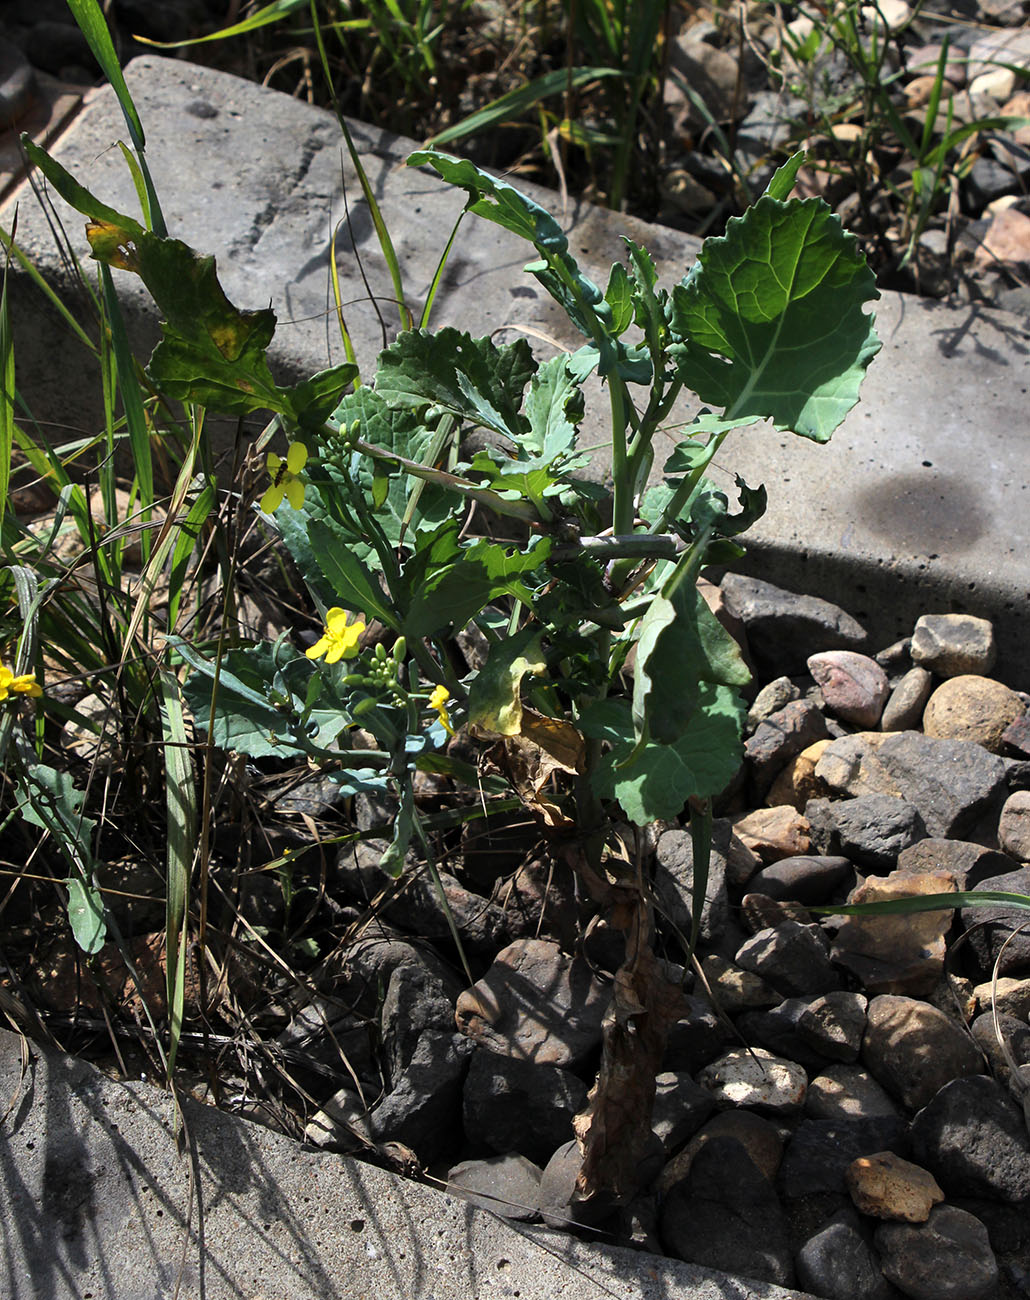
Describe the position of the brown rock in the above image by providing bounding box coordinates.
[454,938,609,1066]
[831,870,958,996]
[698,953,782,1013]
[972,975,1030,1021]
[922,675,1025,753]
[846,1151,944,1222]
[998,789,1030,861]
[766,738,832,809]
[862,994,985,1111]
[973,208,1030,273]
[660,1109,784,1194]
[732,805,811,862]
[741,893,814,933]
[807,651,890,728]
[1002,708,1030,755]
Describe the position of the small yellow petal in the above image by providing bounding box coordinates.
[286,441,308,473]
[284,478,305,510]
[266,451,283,473]
[260,483,285,513]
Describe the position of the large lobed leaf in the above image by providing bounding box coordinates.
[375,327,536,442]
[583,685,746,825]
[20,144,355,425]
[670,194,880,442]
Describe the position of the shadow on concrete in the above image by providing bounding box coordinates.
[1,1027,809,1299]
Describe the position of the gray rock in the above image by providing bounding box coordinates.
[881,666,934,732]
[970,1011,1030,1097]
[875,1205,998,1300]
[796,1209,895,1300]
[747,675,801,730]
[807,650,889,728]
[697,1047,808,1115]
[862,995,985,1111]
[332,932,463,1019]
[369,1030,473,1164]
[805,1064,901,1121]
[659,1138,795,1287]
[337,840,510,952]
[737,999,829,1075]
[0,36,36,130]
[381,960,455,1087]
[740,893,816,933]
[535,1139,582,1228]
[653,826,729,944]
[910,613,997,677]
[896,838,1020,890]
[668,37,744,125]
[798,992,868,1063]
[304,1086,373,1151]
[998,789,1030,861]
[815,731,1009,838]
[462,1050,588,1164]
[960,866,1030,978]
[747,854,852,904]
[745,699,830,796]
[663,996,732,1074]
[821,793,927,868]
[911,1074,1030,1202]
[735,921,840,998]
[447,1153,542,1220]
[651,1071,718,1152]
[778,1116,909,1198]
[277,1001,379,1086]
[720,573,867,679]
[455,938,609,1067]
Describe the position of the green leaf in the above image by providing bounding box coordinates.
[32,206,357,423]
[406,150,608,336]
[65,876,106,956]
[380,781,415,879]
[326,386,447,546]
[763,151,806,201]
[604,262,634,336]
[522,354,586,464]
[468,627,545,735]
[177,640,352,759]
[21,138,146,235]
[670,196,880,442]
[408,148,577,255]
[583,685,746,824]
[375,327,536,441]
[307,518,402,629]
[403,535,550,638]
[632,583,751,745]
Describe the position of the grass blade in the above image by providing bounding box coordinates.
[427,67,625,148]
[160,667,196,1075]
[65,0,167,235]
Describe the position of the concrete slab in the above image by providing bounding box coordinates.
[0,1027,817,1299]
[1,55,1028,683]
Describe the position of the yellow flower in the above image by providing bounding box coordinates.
[0,664,42,701]
[260,441,308,513]
[429,683,454,736]
[306,608,365,664]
